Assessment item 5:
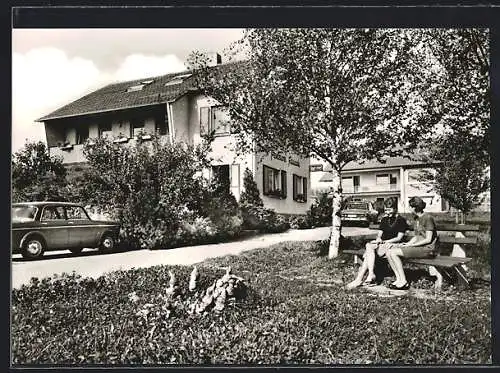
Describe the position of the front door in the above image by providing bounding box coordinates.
[212,165,230,193]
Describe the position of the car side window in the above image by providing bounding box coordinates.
[41,206,66,221]
[66,206,90,220]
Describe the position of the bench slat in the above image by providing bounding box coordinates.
[343,248,473,268]
[438,236,478,244]
[369,223,480,232]
[353,233,477,245]
[407,257,473,267]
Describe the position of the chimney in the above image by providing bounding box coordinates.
[207,52,222,67]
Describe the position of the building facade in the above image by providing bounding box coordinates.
[37,63,311,215]
[310,157,447,213]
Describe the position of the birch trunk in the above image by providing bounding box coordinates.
[328,168,343,259]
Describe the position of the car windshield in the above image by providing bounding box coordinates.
[12,206,37,222]
[346,202,368,210]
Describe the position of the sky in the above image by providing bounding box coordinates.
[11,28,245,154]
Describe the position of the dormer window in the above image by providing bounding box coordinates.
[164,73,192,86]
[126,79,154,92]
[126,84,144,92]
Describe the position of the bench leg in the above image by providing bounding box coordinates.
[453,265,471,289]
[354,255,363,267]
[428,266,443,290]
[452,237,469,272]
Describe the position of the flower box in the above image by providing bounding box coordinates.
[113,137,129,144]
[266,190,285,199]
[134,134,152,141]
[59,143,73,151]
[294,194,307,203]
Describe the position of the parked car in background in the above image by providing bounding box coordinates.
[11,202,120,260]
[340,200,379,227]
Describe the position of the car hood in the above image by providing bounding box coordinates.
[12,221,39,228]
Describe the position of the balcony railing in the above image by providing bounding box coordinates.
[343,184,399,193]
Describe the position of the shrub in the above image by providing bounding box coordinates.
[289,215,313,230]
[201,172,243,240]
[241,205,289,233]
[237,168,288,233]
[306,192,333,227]
[239,168,264,207]
[81,135,212,249]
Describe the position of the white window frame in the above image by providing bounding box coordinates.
[293,174,308,202]
[263,165,287,199]
[376,174,390,185]
[200,106,231,136]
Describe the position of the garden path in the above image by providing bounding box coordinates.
[12,226,370,289]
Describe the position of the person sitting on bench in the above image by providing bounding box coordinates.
[386,196,438,291]
[346,197,409,289]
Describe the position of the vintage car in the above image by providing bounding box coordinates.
[340,200,379,227]
[12,202,120,259]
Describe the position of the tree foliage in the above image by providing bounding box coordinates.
[12,141,68,202]
[418,29,490,221]
[424,28,489,150]
[189,28,442,257]
[239,168,263,207]
[418,133,490,222]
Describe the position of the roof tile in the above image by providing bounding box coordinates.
[37,72,195,121]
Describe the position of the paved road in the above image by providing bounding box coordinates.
[11,226,371,289]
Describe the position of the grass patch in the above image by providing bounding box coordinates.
[12,241,491,365]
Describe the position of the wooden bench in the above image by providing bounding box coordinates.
[343,223,479,289]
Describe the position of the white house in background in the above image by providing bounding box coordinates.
[310,156,448,213]
[36,55,311,216]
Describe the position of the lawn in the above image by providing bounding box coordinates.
[12,240,491,365]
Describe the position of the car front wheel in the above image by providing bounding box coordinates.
[99,234,115,253]
[22,236,45,260]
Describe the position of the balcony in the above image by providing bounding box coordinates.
[51,144,87,164]
[50,135,170,164]
[343,184,399,194]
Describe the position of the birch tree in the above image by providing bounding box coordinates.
[189,28,442,258]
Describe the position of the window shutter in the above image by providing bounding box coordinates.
[303,177,308,201]
[293,174,297,201]
[263,166,269,195]
[200,107,210,135]
[281,170,287,198]
[231,164,240,188]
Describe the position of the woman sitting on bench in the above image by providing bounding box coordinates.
[386,196,438,290]
[346,197,409,289]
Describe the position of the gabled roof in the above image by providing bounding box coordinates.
[36,71,197,122]
[37,60,246,122]
[318,155,437,182]
[343,156,434,171]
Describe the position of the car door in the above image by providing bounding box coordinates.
[39,205,69,249]
[64,205,99,248]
